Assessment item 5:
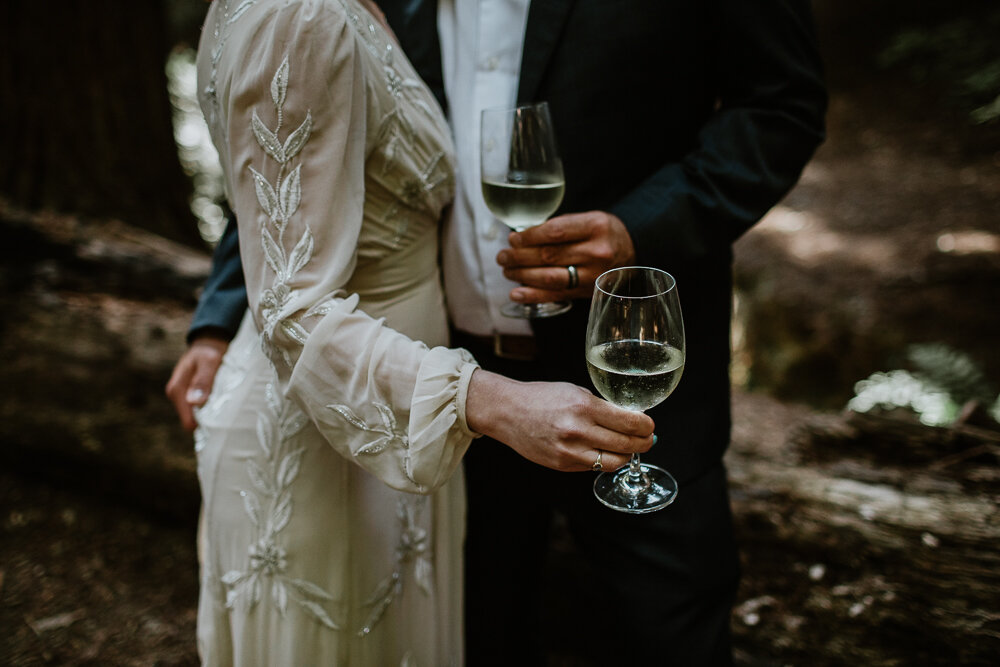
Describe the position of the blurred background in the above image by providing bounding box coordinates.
[1,0,998,664]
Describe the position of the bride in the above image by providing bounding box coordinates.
[186,0,653,664]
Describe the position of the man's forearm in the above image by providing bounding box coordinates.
[188,211,249,342]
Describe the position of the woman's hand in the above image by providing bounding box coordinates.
[465,370,654,472]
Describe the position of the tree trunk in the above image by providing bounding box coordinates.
[0,201,208,523]
[727,391,1000,665]
[0,0,202,247]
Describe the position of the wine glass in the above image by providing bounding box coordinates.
[480,101,570,318]
[585,267,685,513]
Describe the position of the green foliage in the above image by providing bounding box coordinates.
[848,343,999,427]
[906,343,994,406]
[878,8,1000,123]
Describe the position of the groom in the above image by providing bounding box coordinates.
[168,1,827,663]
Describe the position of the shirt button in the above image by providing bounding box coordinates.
[484,56,499,71]
[484,221,499,240]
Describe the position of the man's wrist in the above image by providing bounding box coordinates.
[187,325,233,346]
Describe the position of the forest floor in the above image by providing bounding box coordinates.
[2,2,999,666]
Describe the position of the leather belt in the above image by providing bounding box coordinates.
[454,331,538,362]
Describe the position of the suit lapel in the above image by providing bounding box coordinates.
[517,0,576,104]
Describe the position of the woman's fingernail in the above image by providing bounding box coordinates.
[653,434,658,446]
[187,388,206,404]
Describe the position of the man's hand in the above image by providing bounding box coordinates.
[165,333,229,431]
[496,210,635,303]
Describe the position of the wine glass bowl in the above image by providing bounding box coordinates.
[585,267,685,513]
[481,102,570,318]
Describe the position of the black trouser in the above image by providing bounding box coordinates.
[455,333,740,666]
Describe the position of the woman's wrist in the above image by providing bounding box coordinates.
[464,369,515,441]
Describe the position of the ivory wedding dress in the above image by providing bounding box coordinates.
[192,1,477,664]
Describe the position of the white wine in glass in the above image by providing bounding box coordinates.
[480,101,570,318]
[480,179,565,232]
[586,267,685,513]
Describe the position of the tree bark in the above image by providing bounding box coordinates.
[0,0,202,247]
[727,392,1000,664]
[0,201,208,522]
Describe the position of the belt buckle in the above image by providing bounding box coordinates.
[493,333,535,362]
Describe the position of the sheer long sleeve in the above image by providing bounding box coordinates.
[199,1,476,494]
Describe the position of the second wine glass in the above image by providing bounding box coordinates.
[480,101,570,318]
[585,266,685,513]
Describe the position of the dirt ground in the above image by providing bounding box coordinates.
[2,3,998,666]
[0,471,199,667]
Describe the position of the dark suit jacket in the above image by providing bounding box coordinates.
[192,0,827,485]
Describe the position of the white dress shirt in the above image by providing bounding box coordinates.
[438,0,532,337]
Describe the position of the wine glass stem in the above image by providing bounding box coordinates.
[626,453,644,482]
[615,452,650,500]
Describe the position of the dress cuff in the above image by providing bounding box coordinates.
[455,359,482,440]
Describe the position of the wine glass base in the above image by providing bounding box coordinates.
[593,463,677,514]
[500,300,571,319]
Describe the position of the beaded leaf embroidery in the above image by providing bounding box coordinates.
[249,54,316,363]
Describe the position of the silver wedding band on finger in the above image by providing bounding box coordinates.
[567,264,579,289]
[592,449,603,472]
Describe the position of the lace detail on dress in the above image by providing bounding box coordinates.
[376,107,416,175]
[327,403,406,457]
[373,104,448,244]
[198,4,462,654]
[248,55,320,365]
[337,0,454,248]
[357,496,433,636]
[221,380,341,630]
[382,203,411,248]
[400,151,449,208]
[326,400,425,491]
[340,0,438,123]
[204,0,258,125]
